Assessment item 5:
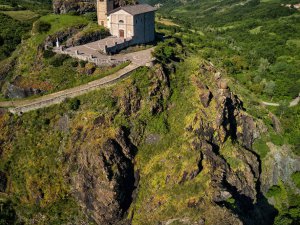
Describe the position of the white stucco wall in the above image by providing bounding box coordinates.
[109,10,134,39]
[109,10,155,44]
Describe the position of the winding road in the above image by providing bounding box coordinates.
[261,94,300,108]
[0,48,154,114]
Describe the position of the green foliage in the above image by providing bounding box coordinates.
[79,60,87,68]
[43,49,55,59]
[33,20,51,33]
[291,172,300,189]
[0,200,17,225]
[84,12,97,22]
[48,54,69,67]
[266,185,282,198]
[153,38,183,65]
[0,13,30,60]
[68,98,81,111]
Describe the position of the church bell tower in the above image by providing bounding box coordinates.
[97,0,114,27]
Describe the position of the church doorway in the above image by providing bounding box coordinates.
[119,29,124,38]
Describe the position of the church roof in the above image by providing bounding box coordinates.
[109,4,156,16]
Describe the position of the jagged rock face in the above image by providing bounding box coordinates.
[187,62,276,224]
[4,83,44,99]
[65,29,110,47]
[69,126,136,225]
[52,0,138,14]
[148,66,170,115]
[261,143,300,193]
[44,25,85,49]
[53,0,96,14]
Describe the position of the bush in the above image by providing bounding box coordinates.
[43,49,55,59]
[34,20,51,33]
[70,60,79,67]
[79,60,87,68]
[291,172,300,189]
[0,200,17,224]
[84,12,97,22]
[266,185,282,198]
[68,98,81,110]
[49,54,69,67]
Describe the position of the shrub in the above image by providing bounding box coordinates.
[291,172,300,189]
[0,200,17,224]
[34,20,51,33]
[266,185,282,198]
[68,98,81,110]
[70,60,79,67]
[79,60,87,68]
[49,54,69,67]
[43,50,55,59]
[84,12,97,22]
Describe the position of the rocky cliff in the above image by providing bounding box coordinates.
[0,61,299,224]
[53,0,138,14]
[184,62,275,224]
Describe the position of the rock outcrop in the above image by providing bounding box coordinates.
[261,143,300,193]
[53,0,96,14]
[187,62,277,225]
[4,83,44,99]
[44,25,85,49]
[65,29,110,47]
[69,126,136,224]
[53,0,138,14]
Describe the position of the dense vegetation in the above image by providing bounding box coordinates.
[0,13,31,60]
[0,0,52,61]
[0,14,127,98]
[153,0,300,102]
[149,0,300,224]
[0,0,299,224]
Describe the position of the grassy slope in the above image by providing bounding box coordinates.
[0,0,52,61]
[1,14,127,97]
[149,0,300,223]
[0,67,151,223]
[154,0,300,102]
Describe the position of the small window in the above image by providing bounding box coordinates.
[119,20,124,23]
[101,21,104,26]
[100,0,104,2]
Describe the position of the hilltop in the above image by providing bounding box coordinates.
[0,0,299,225]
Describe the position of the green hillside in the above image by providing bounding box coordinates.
[152,0,300,101]
[0,0,299,225]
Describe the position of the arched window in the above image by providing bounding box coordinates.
[119,20,124,24]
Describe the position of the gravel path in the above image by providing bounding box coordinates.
[0,48,154,114]
[261,93,300,108]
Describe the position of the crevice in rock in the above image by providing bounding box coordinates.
[218,176,278,225]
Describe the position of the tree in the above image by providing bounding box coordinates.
[258,58,270,75]
[68,98,81,110]
[264,80,276,97]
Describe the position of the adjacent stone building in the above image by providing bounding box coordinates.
[97,0,156,44]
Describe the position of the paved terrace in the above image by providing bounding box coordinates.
[56,36,138,66]
[0,48,154,114]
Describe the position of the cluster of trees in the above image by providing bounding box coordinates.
[0,13,31,61]
[157,0,300,101]
[0,0,52,10]
[153,1,300,224]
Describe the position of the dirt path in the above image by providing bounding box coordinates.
[0,48,154,114]
[261,93,300,108]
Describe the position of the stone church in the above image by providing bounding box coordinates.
[97,0,156,44]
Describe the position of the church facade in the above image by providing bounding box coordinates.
[97,1,156,44]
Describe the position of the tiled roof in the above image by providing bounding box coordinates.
[109,4,156,16]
